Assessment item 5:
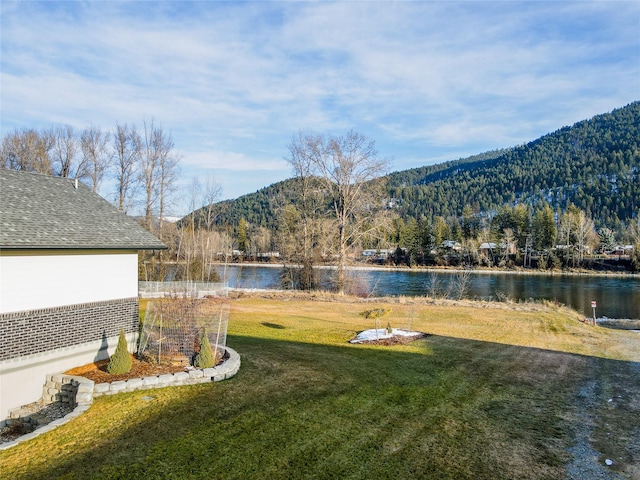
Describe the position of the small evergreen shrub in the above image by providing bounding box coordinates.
[193,328,216,368]
[107,329,133,374]
[360,307,392,333]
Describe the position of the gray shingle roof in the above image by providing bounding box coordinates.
[0,169,166,250]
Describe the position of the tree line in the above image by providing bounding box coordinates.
[0,121,220,282]
[4,102,639,289]
[204,130,640,294]
[385,202,640,272]
[1,121,180,230]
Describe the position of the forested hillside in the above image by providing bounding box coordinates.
[195,177,304,229]
[193,102,639,231]
[389,101,639,228]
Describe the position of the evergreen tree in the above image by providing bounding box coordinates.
[237,217,248,253]
[532,205,557,251]
[107,329,133,375]
[194,328,216,368]
[598,227,616,252]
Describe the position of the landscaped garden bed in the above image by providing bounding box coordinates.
[64,356,193,383]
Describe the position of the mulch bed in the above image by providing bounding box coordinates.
[64,356,189,384]
[64,350,229,384]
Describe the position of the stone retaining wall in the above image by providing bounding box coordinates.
[0,347,240,450]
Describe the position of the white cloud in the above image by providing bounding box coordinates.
[182,150,287,172]
[1,0,639,210]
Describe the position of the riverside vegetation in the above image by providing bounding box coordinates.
[0,292,638,479]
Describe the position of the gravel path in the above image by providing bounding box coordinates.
[564,380,625,479]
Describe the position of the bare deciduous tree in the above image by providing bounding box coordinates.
[1,127,53,174]
[281,132,327,290]
[287,130,390,293]
[156,145,181,232]
[50,125,83,179]
[81,125,110,193]
[559,206,596,266]
[138,120,181,231]
[112,123,141,214]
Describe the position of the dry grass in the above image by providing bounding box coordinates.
[1,292,638,480]
[231,290,639,361]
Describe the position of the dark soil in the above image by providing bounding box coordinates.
[64,356,187,383]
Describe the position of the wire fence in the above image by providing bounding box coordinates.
[138,281,228,298]
[138,294,229,367]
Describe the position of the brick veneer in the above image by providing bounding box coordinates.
[0,298,139,361]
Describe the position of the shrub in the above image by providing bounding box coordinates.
[193,328,216,368]
[107,329,133,374]
[360,307,392,333]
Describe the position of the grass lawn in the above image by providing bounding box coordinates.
[1,293,638,479]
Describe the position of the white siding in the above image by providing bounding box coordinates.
[0,252,138,313]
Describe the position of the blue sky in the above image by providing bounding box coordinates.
[1,1,639,216]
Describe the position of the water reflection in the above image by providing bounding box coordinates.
[216,265,640,320]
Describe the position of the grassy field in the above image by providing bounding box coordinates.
[1,293,638,479]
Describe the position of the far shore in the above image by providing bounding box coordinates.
[212,261,640,278]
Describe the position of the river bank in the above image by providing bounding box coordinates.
[215,261,640,278]
[216,264,640,320]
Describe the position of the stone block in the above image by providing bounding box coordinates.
[126,378,143,390]
[76,382,94,394]
[94,383,110,393]
[142,376,159,386]
[188,369,204,379]
[109,381,127,392]
[173,372,189,382]
[75,392,93,404]
[157,374,175,385]
[202,368,216,378]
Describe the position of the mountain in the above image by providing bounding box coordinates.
[187,177,304,229]
[387,102,639,227]
[189,101,640,230]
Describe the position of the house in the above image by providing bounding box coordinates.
[0,170,165,420]
[361,248,396,261]
[478,242,497,254]
[441,240,462,251]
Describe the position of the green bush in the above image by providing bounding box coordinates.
[107,329,133,374]
[193,329,216,368]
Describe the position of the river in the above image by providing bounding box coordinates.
[215,264,640,320]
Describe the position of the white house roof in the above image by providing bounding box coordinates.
[0,169,166,250]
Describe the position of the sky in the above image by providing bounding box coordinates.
[1,1,639,216]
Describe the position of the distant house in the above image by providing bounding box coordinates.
[478,242,497,254]
[0,170,165,420]
[441,240,462,251]
[611,245,634,256]
[361,248,396,260]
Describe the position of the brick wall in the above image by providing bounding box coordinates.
[0,298,138,361]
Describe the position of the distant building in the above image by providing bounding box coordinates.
[478,242,497,253]
[0,170,165,420]
[361,248,396,260]
[441,240,462,251]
